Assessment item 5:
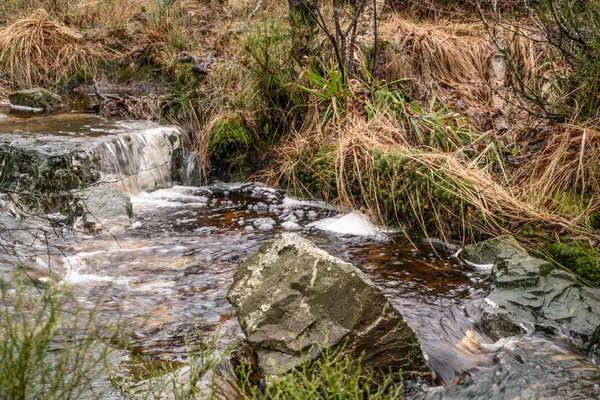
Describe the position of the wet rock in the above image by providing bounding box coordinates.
[0,116,180,211]
[281,221,301,230]
[462,235,527,268]
[73,187,133,234]
[476,243,600,346]
[227,233,432,379]
[589,325,600,362]
[9,88,63,112]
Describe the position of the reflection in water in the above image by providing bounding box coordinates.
[2,184,600,398]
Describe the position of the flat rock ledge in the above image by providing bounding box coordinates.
[465,236,600,351]
[227,233,432,379]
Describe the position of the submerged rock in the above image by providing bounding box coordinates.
[425,335,600,400]
[73,187,133,234]
[227,233,431,379]
[9,88,63,112]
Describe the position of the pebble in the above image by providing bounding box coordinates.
[284,213,299,222]
[281,221,301,230]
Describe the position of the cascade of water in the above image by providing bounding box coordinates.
[182,150,201,186]
[94,127,180,194]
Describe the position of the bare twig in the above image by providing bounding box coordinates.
[248,0,263,19]
[178,54,210,75]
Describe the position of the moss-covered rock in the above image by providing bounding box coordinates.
[8,88,63,112]
[208,114,254,180]
[289,145,338,199]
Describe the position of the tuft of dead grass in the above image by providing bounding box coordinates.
[512,122,600,214]
[0,9,110,88]
[269,112,592,243]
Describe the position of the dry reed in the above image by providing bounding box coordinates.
[0,9,109,88]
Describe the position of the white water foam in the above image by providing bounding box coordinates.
[130,186,208,209]
[308,211,388,238]
[281,196,339,211]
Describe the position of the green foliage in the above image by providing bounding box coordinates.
[250,345,404,399]
[0,277,118,400]
[299,60,348,127]
[242,19,302,133]
[400,98,473,152]
[299,62,473,151]
[548,241,600,283]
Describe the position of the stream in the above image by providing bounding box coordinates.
[1,111,600,399]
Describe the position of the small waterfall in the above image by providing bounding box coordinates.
[94,126,180,194]
[182,150,201,186]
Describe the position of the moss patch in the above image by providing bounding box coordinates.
[208,114,254,181]
[548,241,600,284]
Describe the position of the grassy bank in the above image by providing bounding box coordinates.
[1,0,600,283]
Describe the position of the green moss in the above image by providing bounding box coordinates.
[286,146,481,238]
[207,114,254,180]
[548,241,600,284]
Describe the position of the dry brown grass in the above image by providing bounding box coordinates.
[512,122,600,214]
[269,110,593,242]
[67,0,142,29]
[379,17,491,85]
[0,9,111,88]
[377,15,563,131]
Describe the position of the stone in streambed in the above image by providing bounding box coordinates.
[227,233,431,379]
[462,234,527,267]
[9,88,63,112]
[73,187,133,234]
[467,237,600,347]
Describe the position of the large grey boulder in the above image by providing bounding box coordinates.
[227,233,431,379]
[9,88,63,112]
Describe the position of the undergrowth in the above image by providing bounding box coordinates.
[0,274,407,399]
[0,275,119,399]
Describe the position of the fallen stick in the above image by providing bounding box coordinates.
[248,0,262,19]
[178,54,210,75]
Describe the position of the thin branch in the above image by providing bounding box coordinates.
[248,0,263,19]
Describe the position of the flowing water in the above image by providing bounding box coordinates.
[1,112,600,399]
